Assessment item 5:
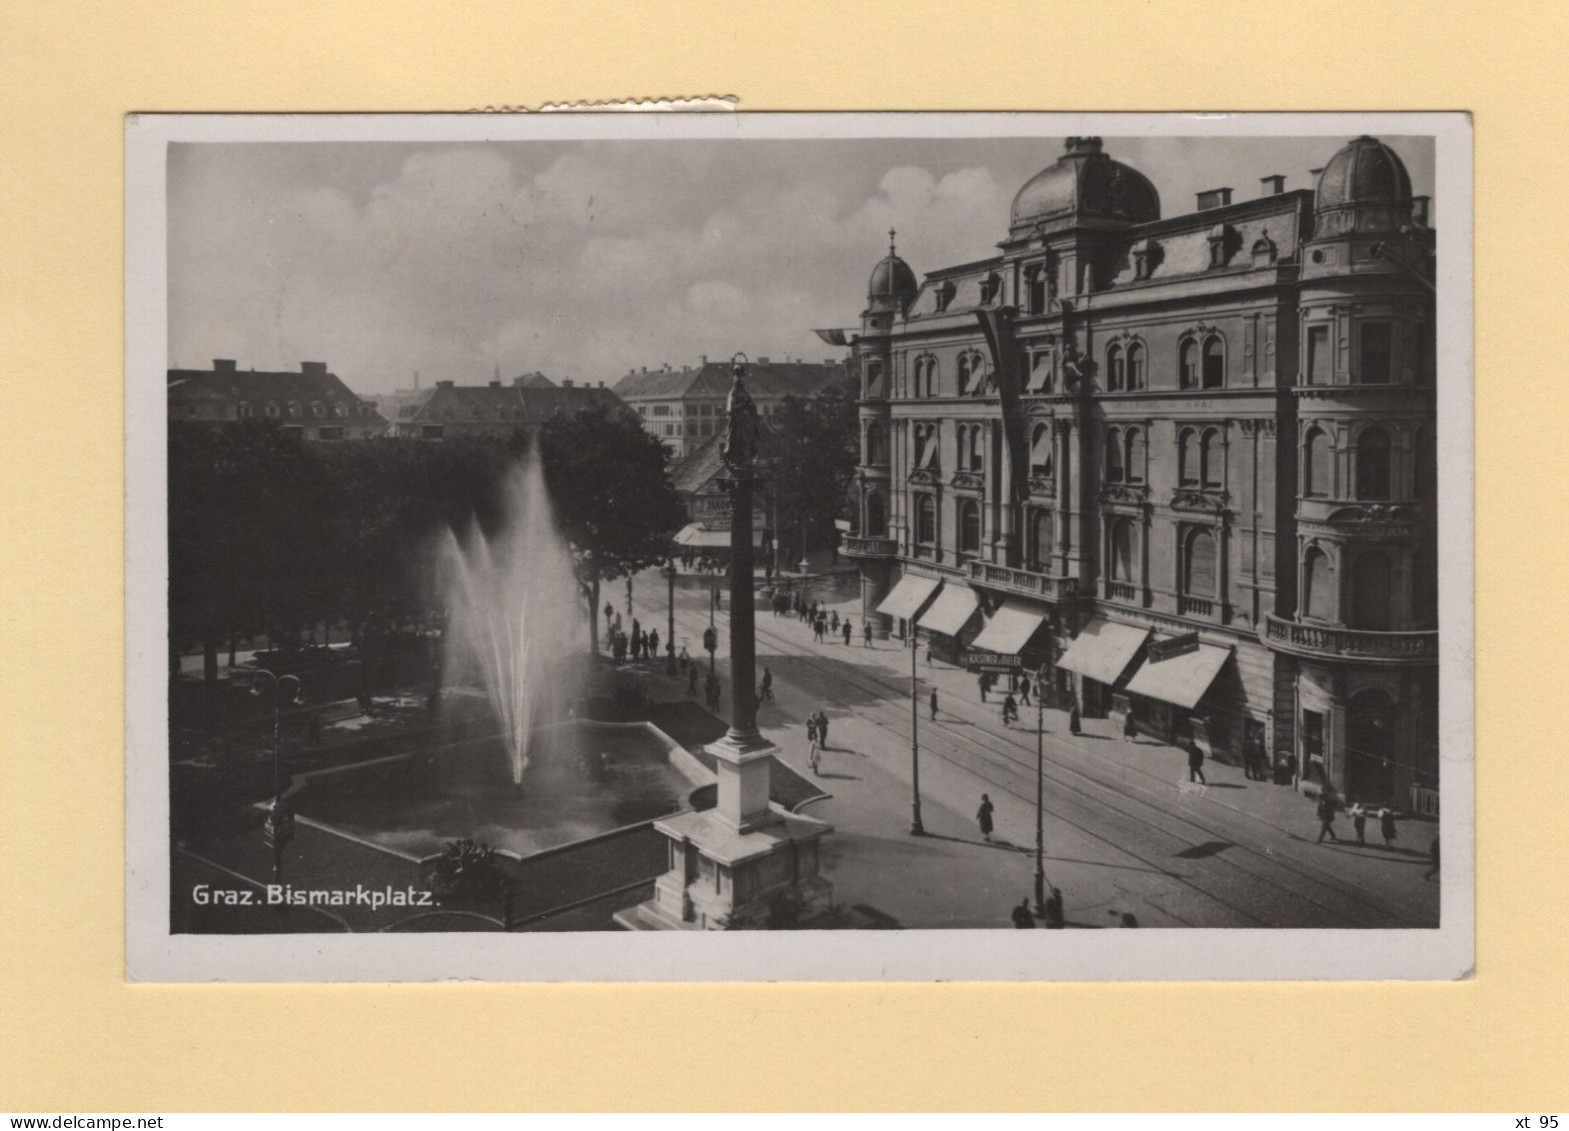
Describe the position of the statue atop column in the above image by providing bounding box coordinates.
[722,356,760,473]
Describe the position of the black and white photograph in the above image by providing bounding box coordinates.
[125,112,1473,981]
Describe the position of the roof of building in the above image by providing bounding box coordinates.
[667,418,785,496]
[1315,135,1414,212]
[1009,137,1161,236]
[613,359,845,402]
[867,229,919,311]
[167,364,371,406]
[399,381,630,427]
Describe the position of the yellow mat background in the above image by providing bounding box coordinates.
[2,0,1562,1112]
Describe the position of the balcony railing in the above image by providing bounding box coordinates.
[1263,613,1438,663]
[1178,595,1215,618]
[967,561,1079,601]
[840,534,897,559]
[1104,580,1140,603]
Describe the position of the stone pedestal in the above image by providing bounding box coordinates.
[618,732,834,931]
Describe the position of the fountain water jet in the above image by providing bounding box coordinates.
[435,449,583,789]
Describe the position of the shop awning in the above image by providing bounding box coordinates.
[673,523,764,549]
[876,573,942,621]
[1124,643,1231,710]
[969,599,1048,655]
[1056,619,1149,685]
[916,582,981,637]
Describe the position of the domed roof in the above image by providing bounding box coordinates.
[1311,136,1415,238]
[867,230,918,310]
[1315,136,1413,210]
[1009,137,1160,235]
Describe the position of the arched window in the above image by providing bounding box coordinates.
[1350,550,1393,630]
[1109,518,1135,581]
[866,491,886,537]
[1303,546,1334,620]
[1030,423,1052,476]
[970,425,985,472]
[1105,427,1124,482]
[286,401,300,419]
[1184,528,1217,597]
[1127,342,1146,391]
[1201,428,1223,488]
[1179,340,1199,389]
[1304,426,1331,498]
[1030,509,1053,572]
[1178,429,1197,486]
[1202,336,1224,389]
[865,422,886,466]
[265,402,279,418]
[1356,426,1392,500]
[311,402,325,419]
[1125,428,1146,483]
[1106,344,1125,391]
[237,401,253,419]
[915,495,936,545]
[334,402,348,418]
[957,354,972,396]
[959,500,982,555]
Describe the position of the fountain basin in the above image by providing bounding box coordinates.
[286,719,709,861]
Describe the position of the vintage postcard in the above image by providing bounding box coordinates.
[125,111,1473,981]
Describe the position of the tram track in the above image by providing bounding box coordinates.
[667,596,1429,929]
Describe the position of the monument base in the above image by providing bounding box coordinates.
[616,736,835,931]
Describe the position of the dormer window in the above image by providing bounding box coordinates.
[1207,223,1236,269]
[1251,232,1278,267]
[934,280,956,313]
[1131,238,1160,281]
[979,272,1002,304]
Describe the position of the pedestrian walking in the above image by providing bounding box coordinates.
[977,793,995,843]
[649,628,659,657]
[1011,898,1035,928]
[863,622,873,648]
[930,688,939,721]
[1379,806,1398,849]
[1123,711,1138,742]
[1068,702,1081,735]
[759,666,773,702]
[806,716,821,775]
[978,674,989,704]
[830,610,840,633]
[1018,674,1032,708]
[1044,887,1065,929]
[1002,693,1019,727]
[925,643,933,667]
[1316,793,1340,843]
[679,644,691,670]
[1424,836,1440,880]
[1187,742,1206,784]
[687,664,698,697]
[814,709,830,750]
[1349,801,1367,844]
[842,619,852,646]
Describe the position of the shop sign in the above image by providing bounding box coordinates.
[1148,632,1200,663]
[966,649,1023,673]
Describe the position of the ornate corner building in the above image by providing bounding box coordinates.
[842,136,1437,810]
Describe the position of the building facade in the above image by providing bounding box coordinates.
[843,136,1437,810]
[614,357,848,458]
[166,360,388,441]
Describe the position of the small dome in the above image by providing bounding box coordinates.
[867,230,918,311]
[1009,137,1160,235]
[1312,136,1414,238]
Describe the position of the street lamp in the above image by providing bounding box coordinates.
[664,559,678,675]
[1033,663,1047,917]
[909,632,924,836]
[251,668,305,883]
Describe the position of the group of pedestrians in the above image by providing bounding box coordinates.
[602,606,660,664]
[787,596,870,647]
[1315,792,1400,848]
[804,708,832,775]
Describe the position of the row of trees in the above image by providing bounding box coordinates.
[766,371,861,566]
[169,403,687,721]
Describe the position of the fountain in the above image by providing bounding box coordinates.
[435,448,582,791]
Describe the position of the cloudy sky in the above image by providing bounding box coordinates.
[168,134,1434,394]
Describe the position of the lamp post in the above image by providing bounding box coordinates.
[909,632,924,836]
[626,575,634,622]
[251,668,304,883]
[1033,663,1047,916]
[664,559,678,674]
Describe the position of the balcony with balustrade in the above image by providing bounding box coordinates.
[1263,613,1438,664]
[969,560,1080,602]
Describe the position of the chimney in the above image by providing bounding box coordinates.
[1411,196,1430,226]
[1260,174,1286,196]
[512,376,526,386]
[562,379,574,388]
[1064,137,1103,156]
[1196,188,1232,212]
[436,380,454,389]
[641,366,647,374]
[212,359,237,372]
[757,356,770,364]
[301,361,327,375]
[598,381,605,388]
[489,380,501,388]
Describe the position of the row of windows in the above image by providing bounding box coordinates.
[229,400,369,420]
[1303,424,1428,501]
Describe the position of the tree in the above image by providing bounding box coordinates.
[767,371,860,566]
[539,403,687,654]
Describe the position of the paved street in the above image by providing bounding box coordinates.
[635,567,1440,930]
